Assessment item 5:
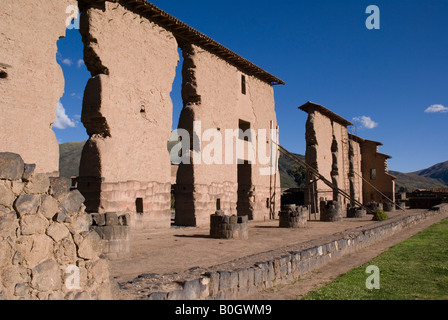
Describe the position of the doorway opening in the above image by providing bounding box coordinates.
[237,160,253,220]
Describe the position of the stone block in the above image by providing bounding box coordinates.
[0,153,24,181]
[11,181,24,195]
[206,272,220,297]
[219,271,231,290]
[105,212,119,226]
[0,210,19,239]
[77,230,102,260]
[0,241,13,269]
[16,234,53,269]
[92,213,106,226]
[60,190,85,215]
[237,268,249,289]
[70,214,93,233]
[49,177,72,199]
[54,237,77,265]
[46,222,70,243]
[147,292,168,300]
[20,214,49,236]
[229,271,239,289]
[0,182,15,209]
[53,212,67,223]
[14,194,40,216]
[182,279,202,300]
[24,173,50,194]
[31,259,62,292]
[22,164,36,182]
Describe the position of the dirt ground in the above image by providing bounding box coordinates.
[108,209,448,300]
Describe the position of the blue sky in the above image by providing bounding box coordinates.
[55,0,448,173]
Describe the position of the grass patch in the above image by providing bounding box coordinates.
[302,219,448,300]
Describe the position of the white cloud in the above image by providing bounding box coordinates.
[353,116,378,130]
[425,104,448,114]
[53,101,76,130]
[77,59,85,68]
[70,92,82,100]
[61,58,73,67]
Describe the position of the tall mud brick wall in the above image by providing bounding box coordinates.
[78,1,179,230]
[0,0,77,175]
[300,102,363,214]
[175,43,281,227]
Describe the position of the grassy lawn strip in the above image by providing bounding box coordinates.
[302,219,448,300]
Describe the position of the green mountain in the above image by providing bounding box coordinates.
[414,161,448,185]
[278,153,305,189]
[390,160,448,192]
[59,141,85,178]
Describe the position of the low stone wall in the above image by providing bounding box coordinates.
[279,205,308,228]
[0,153,112,300]
[137,204,447,300]
[91,213,131,260]
[210,212,248,240]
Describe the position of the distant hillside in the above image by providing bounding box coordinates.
[414,161,448,185]
[59,141,85,178]
[390,160,448,192]
[278,153,305,189]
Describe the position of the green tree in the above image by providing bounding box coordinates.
[289,165,306,188]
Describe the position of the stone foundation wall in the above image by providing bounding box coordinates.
[79,177,171,230]
[91,213,130,260]
[138,204,448,300]
[175,182,238,227]
[0,153,112,300]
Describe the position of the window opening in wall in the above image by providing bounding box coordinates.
[370,168,377,180]
[136,198,144,215]
[216,198,221,211]
[239,119,252,142]
[241,75,247,95]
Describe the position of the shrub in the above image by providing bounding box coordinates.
[372,209,388,221]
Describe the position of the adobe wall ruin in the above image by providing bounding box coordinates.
[356,138,396,205]
[1,0,283,232]
[175,43,281,227]
[0,0,77,175]
[77,1,179,229]
[301,102,363,214]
